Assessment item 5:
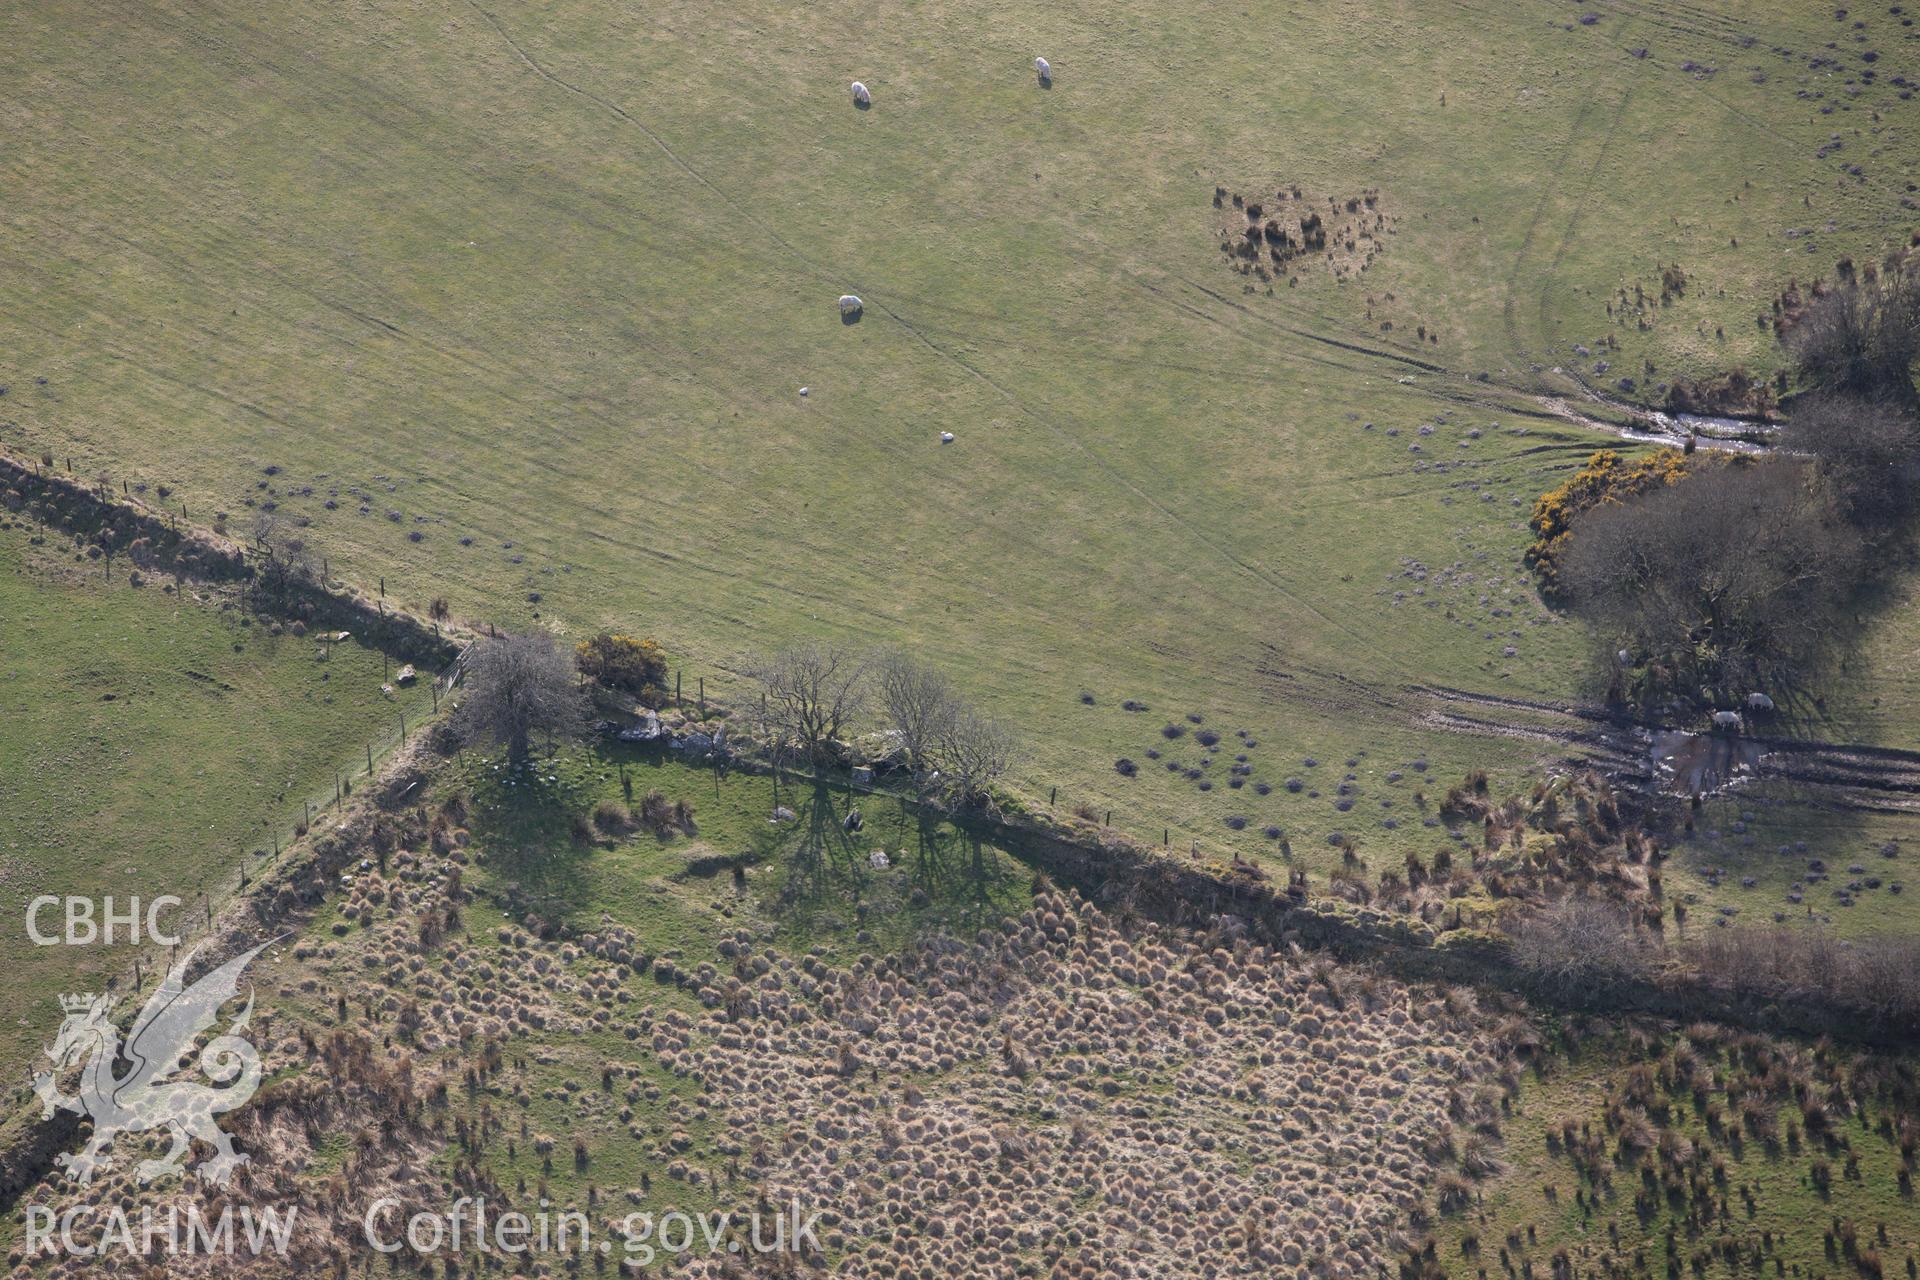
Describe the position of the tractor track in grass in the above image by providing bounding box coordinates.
[1534,75,1638,357]
[42,0,1912,819]
[1497,10,1642,383]
[462,2,1400,664]
[1236,665,1920,815]
[1409,684,1920,812]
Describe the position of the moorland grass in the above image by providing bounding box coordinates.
[1435,1028,1920,1280]
[409,748,1034,1217]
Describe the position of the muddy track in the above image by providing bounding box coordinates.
[1411,684,1920,812]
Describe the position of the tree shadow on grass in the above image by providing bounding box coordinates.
[902,798,1004,912]
[461,757,593,921]
[754,780,867,911]
[753,782,1024,951]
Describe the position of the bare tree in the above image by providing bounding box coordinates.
[938,709,1019,809]
[1687,926,1920,1028]
[875,650,959,786]
[453,631,587,764]
[1783,259,1920,409]
[1558,459,1862,692]
[1508,898,1646,995]
[1782,391,1920,524]
[250,511,318,604]
[750,643,870,765]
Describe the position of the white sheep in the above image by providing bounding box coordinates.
[1712,710,1743,731]
[850,81,871,105]
[837,294,863,316]
[1746,692,1775,712]
[1034,57,1051,83]
[940,431,955,443]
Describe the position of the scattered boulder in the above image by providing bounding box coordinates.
[616,711,665,743]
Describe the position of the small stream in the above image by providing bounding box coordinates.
[1539,388,1780,454]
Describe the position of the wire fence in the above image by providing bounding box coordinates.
[257,646,469,873]
[39,646,470,1064]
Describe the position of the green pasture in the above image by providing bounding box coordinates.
[2,0,1917,897]
[0,522,435,1077]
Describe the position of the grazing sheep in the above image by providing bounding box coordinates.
[850,80,871,106]
[837,294,863,316]
[1034,56,1051,84]
[940,431,955,443]
[1712,710,1743,731]
[1746,692,1775,712]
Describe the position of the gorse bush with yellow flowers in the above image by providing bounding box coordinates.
[1525,448,1701,602]
[575,632,670,706]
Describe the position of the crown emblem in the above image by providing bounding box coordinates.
[59,994,98,1013]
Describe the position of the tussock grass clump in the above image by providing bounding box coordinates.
[592,799,634,834]
[639,885,1507,1278]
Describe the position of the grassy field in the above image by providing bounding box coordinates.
[0,520,435,1076]
[1656,783,1917,942]
[2,0,1918,878]
[441,740,1035,966]
[1433,1023,1920,1280]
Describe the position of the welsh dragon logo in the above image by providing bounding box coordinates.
[31,940,275,1187]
